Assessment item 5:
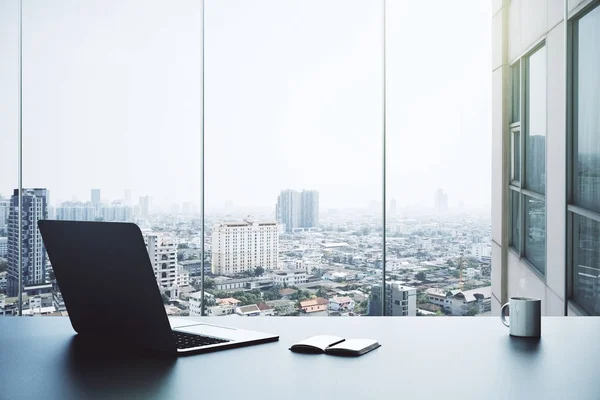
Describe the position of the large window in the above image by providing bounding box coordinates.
[508,44,547,275]
[569,5,600,315]
[204,0,383,317]
[385,0,491,317]
[1,0,491,318]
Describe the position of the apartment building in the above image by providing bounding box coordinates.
[272,270,308,286]
[0,237,7,258]
[211,218,279,275]
[426,286,492,316]
[492,0,600,315]
[276,189,319,233]
[55,201,96,222]
[369,282,417,316]
[145,232,188,299]
[7,189,48,297]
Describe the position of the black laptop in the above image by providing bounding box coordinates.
[38,220,278,355]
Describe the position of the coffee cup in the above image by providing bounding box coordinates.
[500,297,541,338]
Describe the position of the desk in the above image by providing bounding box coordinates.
[1,317,599,400]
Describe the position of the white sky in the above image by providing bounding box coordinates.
[0,0,491,211]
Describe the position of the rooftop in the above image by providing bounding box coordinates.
[331,296,353,304]
[216,297,241,306]
[237,304,261,314]
[300,297,328,308]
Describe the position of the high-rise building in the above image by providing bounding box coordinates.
[100,201,133,222]
[368,281,416,316]
[144,232,189,299]
[276,189,319,233]
[434,188,448,213]
[276,190,301,233]
[300,190,319,229]
[211,218,279,275]
[56,201,96,221]
[139,195,151,218]
[0,197,9,232]
[123,189,132,206]
[91,189,101,206]
[0,237,7,258]
[388,198,397,217]
[7,189,49,297]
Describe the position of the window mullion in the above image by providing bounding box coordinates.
[520,59,526,190]
[520,193,525,256]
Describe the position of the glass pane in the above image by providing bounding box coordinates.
[512,130,521,182]
[524,196,546,273]
[575,7,600,214]
[22,0,201,315]
[572,214,600,315]
[205,0,382,317]
[510,190,520,251]
[525,46,547,194]
[0,1,19,315]
[386,0,492,317]
[510,62,520,123]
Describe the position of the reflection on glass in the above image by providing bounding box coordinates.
[575,6,600,214]
[525,46,546,194]
[512,130,521,182]
[510,190,520,251]
[573,215,600,315]
[510,62,520,123]
[524,196,546,273]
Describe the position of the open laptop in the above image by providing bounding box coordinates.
[38,220,278,356]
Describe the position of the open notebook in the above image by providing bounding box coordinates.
[289,335,381,357]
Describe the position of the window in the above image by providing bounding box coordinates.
[569,5,600,315]
[508,44,547,274]
[3,0,491,318]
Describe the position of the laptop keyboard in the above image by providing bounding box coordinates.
[172,330,231,350]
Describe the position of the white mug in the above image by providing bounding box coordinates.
[500,297,541,338]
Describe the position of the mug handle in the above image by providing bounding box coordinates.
[500,302,510,327]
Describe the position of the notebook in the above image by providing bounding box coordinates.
[289,335,381,357]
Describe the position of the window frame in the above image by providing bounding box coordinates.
[508,40,547,277]
[567,2,600,315]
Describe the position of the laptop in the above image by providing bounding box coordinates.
[38,220,279,356]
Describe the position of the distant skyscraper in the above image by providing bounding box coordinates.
[91,189,101,205]
[388,198,397,216]
[0,196,9,232]
[434,188,449,213]
[91,189,101,220]
[211,218,279,275]
[276,189,319,233]
[124,189,132,206]
[300,190,319,229]
[276,190,302,233]
[7,189,49,297]
[100,201,133,222]
[139,195,150,218]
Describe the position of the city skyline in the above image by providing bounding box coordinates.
[0,186,490,216]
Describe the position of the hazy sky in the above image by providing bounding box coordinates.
[0,0,491,211]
